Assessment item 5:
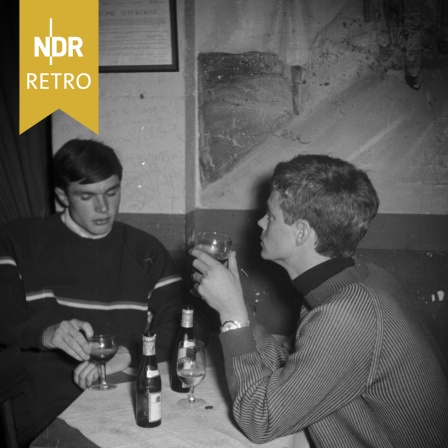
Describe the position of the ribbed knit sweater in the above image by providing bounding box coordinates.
[0,214,185,442]
[220,261,448,447]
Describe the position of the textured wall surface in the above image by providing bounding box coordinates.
[199,0,448,214]
[198,52,293,185]
[52,1,188,215]
[52,71,187,214]
[196,0,351,66]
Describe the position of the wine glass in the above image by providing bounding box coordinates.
[191,232,233,298]
[194,232,233,265]
[176,339,206,409]
[88,334,118,391]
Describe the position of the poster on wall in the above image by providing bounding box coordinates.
[99,0,178,72]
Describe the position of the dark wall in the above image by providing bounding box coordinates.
[120,211,448,360]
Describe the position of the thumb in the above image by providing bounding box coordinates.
[228,251,240,278]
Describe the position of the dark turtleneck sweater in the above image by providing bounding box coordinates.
[292,256,355,296]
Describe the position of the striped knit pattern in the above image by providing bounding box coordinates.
[0,214,186,440]
[220,262,448,447]
[0,214,184,362]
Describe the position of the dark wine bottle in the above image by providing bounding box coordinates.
[170,306,195,392]
[135,332,162,428]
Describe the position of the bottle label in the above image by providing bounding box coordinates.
[146,369,160,379]
[181,309,194,328]
[148,392,161,422]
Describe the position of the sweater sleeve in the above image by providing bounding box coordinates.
[142,239,184,362]
[0,346,29,402]
[220,287,378,444]
[0,225,61,350]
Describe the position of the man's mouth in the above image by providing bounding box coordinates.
[93,218,110,226]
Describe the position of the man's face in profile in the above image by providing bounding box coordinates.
[56,175,121,237]
[258,191,297,267]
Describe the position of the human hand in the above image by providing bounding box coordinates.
[42,319,93,361]
[191,249,249,323]
[73,346,131,389]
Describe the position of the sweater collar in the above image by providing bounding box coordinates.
[292,257,355,305]
[61,208,112,239]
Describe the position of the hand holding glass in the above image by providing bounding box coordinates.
[88,334,118,391]
[176,340,206,408]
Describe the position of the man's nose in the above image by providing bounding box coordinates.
[95,195,109,213]
[258,215,266,229]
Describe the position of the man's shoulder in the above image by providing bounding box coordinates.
[1,214,60,238]
[0,215,64,258]
[348,259,404,304]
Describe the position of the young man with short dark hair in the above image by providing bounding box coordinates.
[191,154,448,447]
[0,139,189,446]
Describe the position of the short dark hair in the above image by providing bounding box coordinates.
[271,154,379,258]
[54,139,123,191]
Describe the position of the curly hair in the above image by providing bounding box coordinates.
[271,154,379,258]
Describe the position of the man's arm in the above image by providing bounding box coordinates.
[0,271,94,362]
[148,276,184,361]
[0,266,57,350]
[220,299,376,444]
[191,249,375,443]
[140,238,187,362]
[1,230,93,362]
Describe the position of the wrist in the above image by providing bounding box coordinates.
[220,319,250,333]
[220,308,249,325]
[40,328,51,350]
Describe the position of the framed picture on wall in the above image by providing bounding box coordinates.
[99,0,179,72]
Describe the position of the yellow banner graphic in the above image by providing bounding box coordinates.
[20,0,98,134]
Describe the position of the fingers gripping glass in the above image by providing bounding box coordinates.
[192,232,233,297]
[88,334,118,390]
[176,340,206,409]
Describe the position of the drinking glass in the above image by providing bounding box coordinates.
[88,334,118,391]
[194,232,233,265]
[176,339,206,409]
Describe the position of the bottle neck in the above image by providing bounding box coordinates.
[141,335,159,376]
[142,334,156,356]
[181,308,194,328]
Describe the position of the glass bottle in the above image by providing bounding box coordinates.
[136,333,162,428]
[170,306,195,392]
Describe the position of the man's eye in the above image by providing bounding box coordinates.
[107,190,117,197]
[80,195,92,200]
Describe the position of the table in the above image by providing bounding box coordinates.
[31,360,310,448]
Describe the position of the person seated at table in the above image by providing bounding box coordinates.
[0,139,205,447]
[191,154,448,447]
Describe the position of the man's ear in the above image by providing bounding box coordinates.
[294,219,312,246]
[55,187,69,208]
